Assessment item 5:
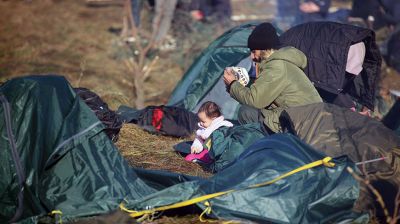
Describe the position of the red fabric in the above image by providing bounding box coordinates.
[151,108,164,131]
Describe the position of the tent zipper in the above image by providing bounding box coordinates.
[45,120,102,168]
[0,93,26,222]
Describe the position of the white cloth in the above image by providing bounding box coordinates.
[346,42,366,75]
[191,116,233,151]
[390,89,400,97]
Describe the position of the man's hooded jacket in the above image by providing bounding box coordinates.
[229,46,322,133]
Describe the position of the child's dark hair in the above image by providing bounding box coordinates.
[198,101,221,118]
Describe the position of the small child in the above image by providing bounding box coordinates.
[185,101,233,163]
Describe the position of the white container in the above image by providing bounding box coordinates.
[230,66,249,86]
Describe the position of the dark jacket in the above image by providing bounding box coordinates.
[279,22,382,110]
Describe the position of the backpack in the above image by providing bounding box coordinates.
[74,88,123,142]
[119,105,199,137]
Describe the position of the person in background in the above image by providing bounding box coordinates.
[297,0,331,24]
[123,0,177,47]
[223,23,322,134]
[274,0,348,32]
[349,0,400,30]
[274,0,300,31]
[381,28,400,135]
[188,0,231,24]
[129,0,146,28]
[152,0,178,43]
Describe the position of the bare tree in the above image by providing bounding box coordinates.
[121,0,177,109]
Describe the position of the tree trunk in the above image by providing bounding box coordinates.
[134,75,145,109]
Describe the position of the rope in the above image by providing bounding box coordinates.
[50,210,63,224]
[199,202,217,223]
[120,157,336,221]
[355,156,388,166]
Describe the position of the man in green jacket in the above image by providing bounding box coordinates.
[223,22,322,133]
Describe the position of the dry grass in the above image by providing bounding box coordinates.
[0,0,190,110]
[116,123,211,178]
[0,0,132,107]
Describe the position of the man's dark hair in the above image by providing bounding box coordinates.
[198,101,221,118]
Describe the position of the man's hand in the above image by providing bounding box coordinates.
[359,106,372,117]
[299,2,320,13]
[223,68,237,86]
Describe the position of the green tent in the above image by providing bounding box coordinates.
[1,75,361,223]
[167,23,258,120]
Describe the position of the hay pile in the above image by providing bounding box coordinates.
[116,123,212,178]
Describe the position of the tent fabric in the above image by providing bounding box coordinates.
[279,102,400,212]
[123,134,361,223]
[167,23,256,119]
[280,102,400,177]
[0,75,194,223]
[173,123,266,172]
[208,123,266,172]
